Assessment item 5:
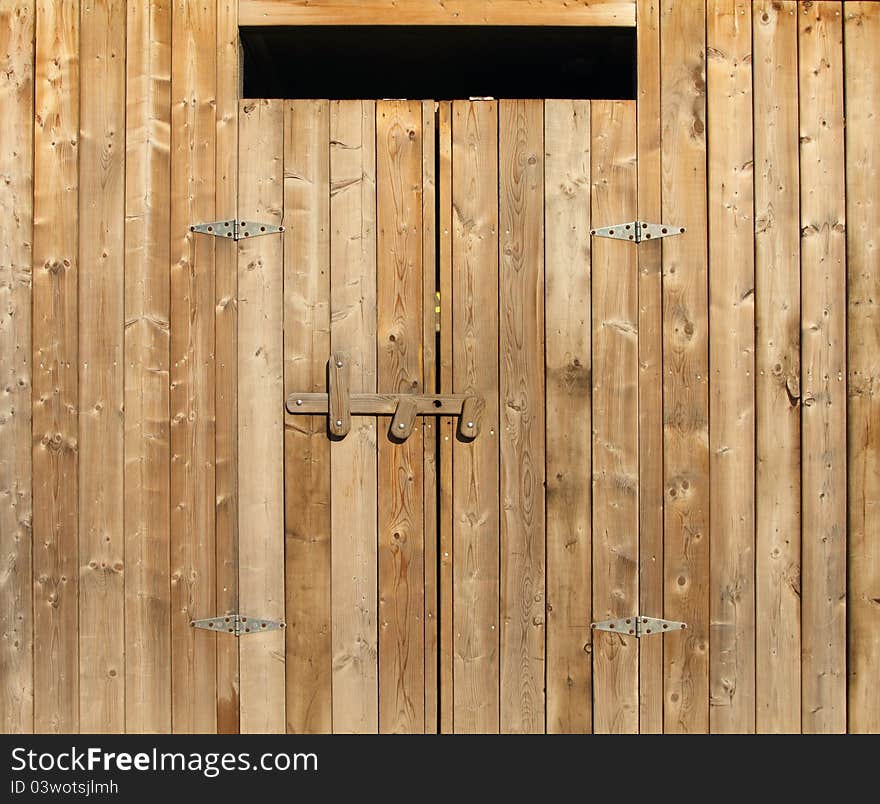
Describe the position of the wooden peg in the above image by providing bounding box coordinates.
[390,396,418,440]
[458,396,484,439]
[329,353,350,437]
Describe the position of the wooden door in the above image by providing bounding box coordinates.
[237,97,668,733]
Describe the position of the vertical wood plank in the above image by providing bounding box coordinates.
[421,98,438,734]
[451,99,500,734]
[499,98,545,734]
[636,0,664,735]
[544,99,591,734]
[237,98,285,734]
[124,0,172,736]
[330,100,378,733]
[437,100,455,734]
[169,0,217,733]
[215,0,240,735]
[798,0,846,734]
[32,0,80,733]
[0,0,34,734]
[661,0,710,734]
[376,99,425,733]
[707,0,756,734]
[78,0,126,734]
[753,0,802,734]
[283,99,331,734]
[590,100,639,735]
[846,0,880,734]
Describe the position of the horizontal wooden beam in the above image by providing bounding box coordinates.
[240,0,636,27]
[286,392,471,416]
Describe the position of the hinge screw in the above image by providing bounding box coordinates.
[336,419,343,427]
[296,399,303,406]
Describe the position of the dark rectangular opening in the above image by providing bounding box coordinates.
[240,25,636,100]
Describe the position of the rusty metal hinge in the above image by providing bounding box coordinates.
[190,219,284,241]
[591,220,686,243]
[190,614,286,637]
[591,615,687,638]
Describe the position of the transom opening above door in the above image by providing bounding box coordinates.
[240,26,636,99]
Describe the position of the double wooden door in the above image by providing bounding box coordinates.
[235,97,677,733]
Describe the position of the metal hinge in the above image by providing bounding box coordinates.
[189,219,284,241]
[591,220,686,243]
[190,614,286,637]
[591,615,687,638]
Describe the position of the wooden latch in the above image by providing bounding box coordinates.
[286,353,483,442]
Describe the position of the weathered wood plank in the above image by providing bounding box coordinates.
[753,0,801,735]
[706,0,755,734]
[544,99,591,735]
[437,100,454,734]
[169,0,217,733]
[660,0,710,734]
[0,0,34,734]
[124,0,171,737]
[238,98,285,734]
[376,99,425,733]
[78,0,126,734]
[330,100,379,733]
[846,0,880,735]
[421,98,438,734]
[33,0,80,734]
[283,99,331,734]
[636,0,664,735]
[451,99,500,734]
[215,0,240,735]
[590,100,639,735]
[499,99,545,734]
[240,0,636,27]
[798,0,847,735]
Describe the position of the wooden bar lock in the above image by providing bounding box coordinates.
[286,352,484,441]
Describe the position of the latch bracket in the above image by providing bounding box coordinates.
[190,614,286,637]
[591,615,687,638]
[190,219,284,241]
[591,220,685,243]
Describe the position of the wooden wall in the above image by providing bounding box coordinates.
[0,0,879,733]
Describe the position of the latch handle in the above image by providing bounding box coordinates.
[458,396,483,439]
[390,397,418,440]
[329,353,351,437]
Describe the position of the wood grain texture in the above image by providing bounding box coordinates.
[499,99,545,734]
[660,0,710,734]
[283,99,331,734]
[33,0,80,734]
[238,99,285,734]
[377,100,425,733]
[451,99,500,734]
[0,0,34,734]
[544,99,591,735]
[330,100,379,733]
[753,0,801,734]
[169,0,217,733]
[421,98,438,734]
[78,0,126,734]
[590,100,639,735]
[240,0,636,27]
[215,0,240,735]
[845,0,880,734]
[636,0,664,735]
[437,100,454,734]
[706,0,755,734]
[124,0,171,736]
[798,0,846,735]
